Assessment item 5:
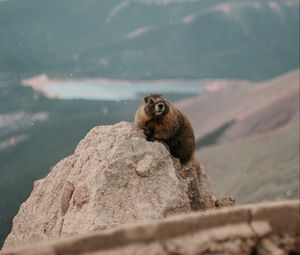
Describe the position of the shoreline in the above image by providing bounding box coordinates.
[21,74,207,100]
[21,73,253,101]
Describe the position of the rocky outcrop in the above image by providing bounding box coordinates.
[3,122,220,249]
[1,201,299,255]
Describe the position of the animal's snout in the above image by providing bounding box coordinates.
[158,103,164,110]
[154,102,165,113]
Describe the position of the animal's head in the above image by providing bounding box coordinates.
[143,94,169,118]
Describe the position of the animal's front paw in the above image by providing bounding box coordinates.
[144,128,155,141]
[146,136,155,142]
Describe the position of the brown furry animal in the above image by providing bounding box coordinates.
[135,94,195,164]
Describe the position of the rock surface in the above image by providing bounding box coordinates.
[3,122,217,249]
[1,200,299,255]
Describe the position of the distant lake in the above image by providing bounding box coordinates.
[42,80,203,100]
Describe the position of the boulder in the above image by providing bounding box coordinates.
[3,122,217,249]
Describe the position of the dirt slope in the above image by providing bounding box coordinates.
[176,69,299,142]
[198,119,299,204]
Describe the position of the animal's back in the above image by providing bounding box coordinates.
[165,111,195,164]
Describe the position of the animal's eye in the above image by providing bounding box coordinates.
[149,98,154,104]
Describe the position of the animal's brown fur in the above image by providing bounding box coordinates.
[135,94,196,164]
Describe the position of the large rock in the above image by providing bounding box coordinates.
[3,122,217,249]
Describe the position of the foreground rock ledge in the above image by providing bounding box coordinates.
[3,122,219,249]
[1,201,299,255]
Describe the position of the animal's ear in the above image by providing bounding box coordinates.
[144,96,149,103]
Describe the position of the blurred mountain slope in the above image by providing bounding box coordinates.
[176,69,299,141]
[198,119,299,204]
[0,0,298,80]
[174,69,300,205]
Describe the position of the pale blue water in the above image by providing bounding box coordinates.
[44,81,203,100]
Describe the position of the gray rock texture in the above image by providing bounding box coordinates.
[3,122,218,249]
[1,201,299,255]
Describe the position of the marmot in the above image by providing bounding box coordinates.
[135,94,195,164]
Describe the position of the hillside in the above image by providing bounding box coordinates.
[174,69,299,204]
[176,69,299,142]
[198,119,299,204]
[0,0,298,80]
